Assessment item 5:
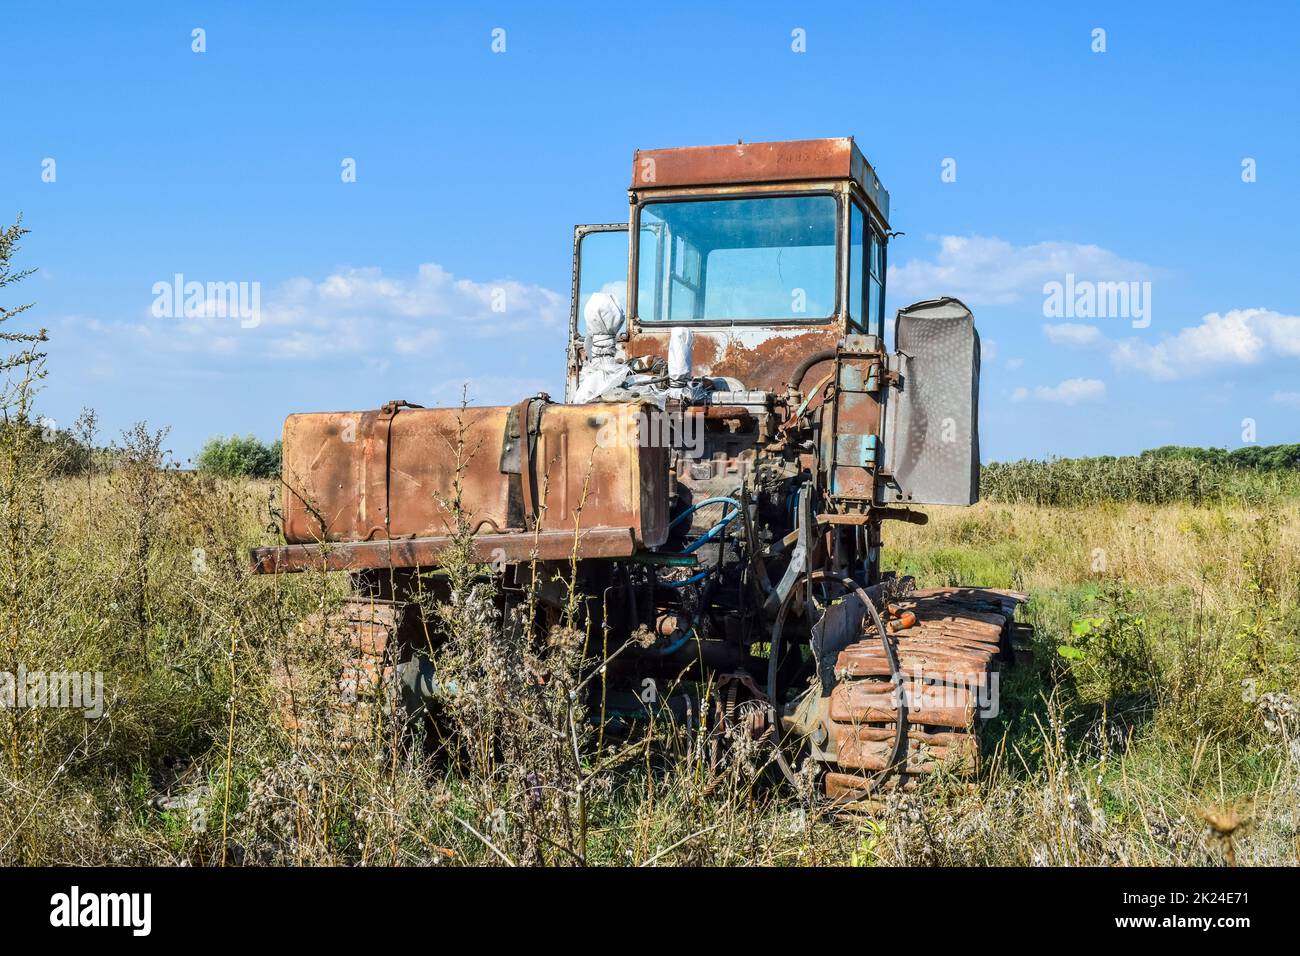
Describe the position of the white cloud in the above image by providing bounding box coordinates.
[888,235,1156,306]
[71,263,566,360]
[1005,357,1024,370]
[1112,308,1300,381]
[1042,323,1102,347]
[1273,391,1300,408]
[887,235,1299,386]
[1011,377,1106,405]
[256,264,565,359]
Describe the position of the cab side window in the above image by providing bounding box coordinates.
[867,229,885,335]
[848,200,886,335]
[669,234,703,320]
[848,204,865,331]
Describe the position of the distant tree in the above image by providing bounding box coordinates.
[195,434,282,478]
[1141,444,1299,471]
[1141,445,1228,465]
[1228,443,1300,471]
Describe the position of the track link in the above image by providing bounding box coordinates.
[276,597,406,748]
[820,587,1029,800]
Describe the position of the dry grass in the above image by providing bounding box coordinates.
[887,499,1300,614]
[0,461,1296,866]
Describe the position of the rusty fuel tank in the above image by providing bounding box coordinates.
[278,399,669,551]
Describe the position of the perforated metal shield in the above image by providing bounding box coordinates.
[882,297,980,506]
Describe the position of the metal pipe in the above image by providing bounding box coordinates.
[787,349,837,392]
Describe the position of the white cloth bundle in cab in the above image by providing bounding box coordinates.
[574,292,631,403]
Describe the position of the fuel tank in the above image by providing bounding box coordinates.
[279,400,669,548]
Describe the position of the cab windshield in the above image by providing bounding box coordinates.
[636,194,838,323]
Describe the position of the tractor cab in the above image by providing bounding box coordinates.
[567,138,980,510]
[567,138,891,398]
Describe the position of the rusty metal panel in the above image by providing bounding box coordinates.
[635,139,853,188]
[825,351,883,501]
[280,402,668,550]
[626,326,841,395]
[251,527,637,574]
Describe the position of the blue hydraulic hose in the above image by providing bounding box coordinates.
[655,627,697,655]
[682,511,740,554]
[655,498,746,654]
[671,496,742,558]
[668,496,742,529]
[661,570,708,589]
[658,497,739,609]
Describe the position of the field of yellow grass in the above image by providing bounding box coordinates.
[1,464,1296,866]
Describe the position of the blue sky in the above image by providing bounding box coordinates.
[4,1,1298,463]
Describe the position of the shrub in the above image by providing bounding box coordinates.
[195,434,281,478]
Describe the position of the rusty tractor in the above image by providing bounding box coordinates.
[252,138,1031,803]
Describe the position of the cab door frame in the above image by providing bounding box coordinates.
[567,223,628,401]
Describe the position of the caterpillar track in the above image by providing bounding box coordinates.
[803,587,1030,801]
[275,597,406,749]
[276,586,1031,816]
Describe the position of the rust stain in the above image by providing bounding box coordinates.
[714,329,839,389]
[625,328,839,394]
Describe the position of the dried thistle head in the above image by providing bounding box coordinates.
[1196,803,1250,838]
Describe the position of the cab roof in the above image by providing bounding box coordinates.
[632,137,889,222]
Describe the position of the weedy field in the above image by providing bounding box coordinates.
[2,416,1297,866]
